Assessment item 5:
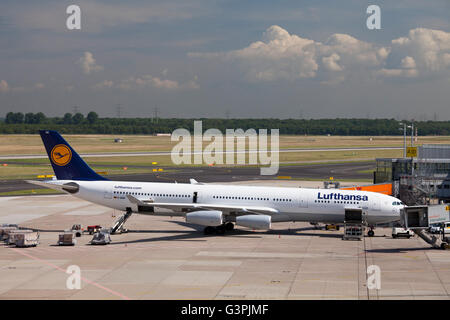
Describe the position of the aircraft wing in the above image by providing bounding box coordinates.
[126,195,278,215]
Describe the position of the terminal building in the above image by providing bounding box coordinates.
[375,144,450,205]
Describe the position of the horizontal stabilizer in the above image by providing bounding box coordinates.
[25,180,79,193]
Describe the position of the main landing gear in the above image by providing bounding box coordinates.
[204,222,234,235]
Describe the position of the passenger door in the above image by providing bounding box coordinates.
[104,185,113,199]
[298,191,308,208]
[193,191,199,203]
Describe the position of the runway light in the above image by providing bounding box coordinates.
[152,162,157,165]
[152,169,157,172]
[2,164,7,166]
[123,167,128,170]
[158,168,163,172]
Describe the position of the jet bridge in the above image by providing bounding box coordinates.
[400,204,450,249]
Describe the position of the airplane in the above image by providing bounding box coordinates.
[27,130,406,236]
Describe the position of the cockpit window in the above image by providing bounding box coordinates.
[392,201,403,205]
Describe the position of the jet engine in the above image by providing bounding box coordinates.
[186,210,223,226]
[236,215,271,230]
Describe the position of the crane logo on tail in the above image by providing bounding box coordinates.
[51,144,72,166]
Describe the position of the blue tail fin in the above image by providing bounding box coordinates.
[39,130,108,181]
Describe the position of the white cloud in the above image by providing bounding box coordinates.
[190,25,385,82]
[149,77,179,89]
[117,75,178,90]
[0,80,46,93]
[182,76,200,89]
[322,53,342,72]
[78,52,103,74]
[321,33,386,69]
[386,28,450,77]
[0,80,10,93]
[224,25,319,81]
[93,80,114,89]
[401,56,416,69]
[94,75,199,91]
[190,25,450,82]
[377,68,418,78]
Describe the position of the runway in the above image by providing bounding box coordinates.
[0,162,375,194]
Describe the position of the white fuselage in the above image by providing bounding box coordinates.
[52,180,403,225]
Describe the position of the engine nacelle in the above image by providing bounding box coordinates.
[236,215,271,230]
[186,210,223,226]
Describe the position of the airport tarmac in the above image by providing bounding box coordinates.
[1,190,449,300]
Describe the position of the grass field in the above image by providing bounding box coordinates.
[0,133,442,180]
[1,134,450,155]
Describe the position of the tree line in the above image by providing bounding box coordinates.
[4,111,98,125]
[1,111,450,135]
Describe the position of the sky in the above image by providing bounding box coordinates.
[0,0,449,119]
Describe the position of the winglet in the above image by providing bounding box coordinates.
[189,179,203,185]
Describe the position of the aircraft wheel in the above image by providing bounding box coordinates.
[225,223,234,231]
[368,230,375,237]
[216,225,226,235]
[204,226,215,235]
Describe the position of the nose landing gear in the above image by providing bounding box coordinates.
[367,227,375,237]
